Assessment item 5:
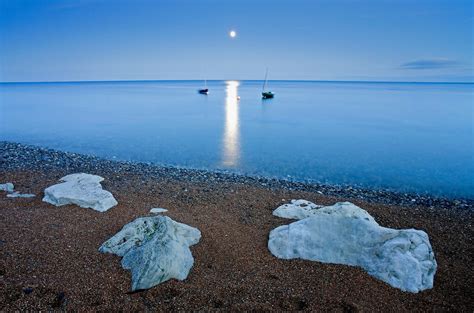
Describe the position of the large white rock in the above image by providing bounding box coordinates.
[42,173,118,212]
[99,215,201,291]
[268,201,437,293]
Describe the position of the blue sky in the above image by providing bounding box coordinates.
[0,0,472,82]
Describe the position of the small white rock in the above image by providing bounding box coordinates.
[6,192,35,198]
[42,173,117,212]
[150,208,168,214]
[0,183,14,193]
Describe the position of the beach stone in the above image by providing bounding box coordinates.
[268,201,437,293]
[99,215,201,291]
[42,173,117,212]
[150,208,168,214]
[6,192,35,198]
[0,183,14,192]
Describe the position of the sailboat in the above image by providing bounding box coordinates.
[261,68,274,99]
[198,79,209,94]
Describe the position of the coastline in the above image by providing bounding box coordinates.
[1,141,473,310]
[1,141,472,210]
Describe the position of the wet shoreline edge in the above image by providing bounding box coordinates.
[1,140,472,211]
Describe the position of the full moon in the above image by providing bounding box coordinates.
[229,30,236,38]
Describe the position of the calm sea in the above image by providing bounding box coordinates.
[1,80,473,198]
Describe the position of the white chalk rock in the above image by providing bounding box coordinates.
[99,215,201,291]
[42,173,117,212]
[274,200,376,222]
[150,208,168,214]
[269,201,437,293]
[273,199,324,219]
[0,183,14,192]
[7,192,35,198]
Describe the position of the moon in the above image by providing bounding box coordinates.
[229,30,236,38]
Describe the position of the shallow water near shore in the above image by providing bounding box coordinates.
[1,80,473,198]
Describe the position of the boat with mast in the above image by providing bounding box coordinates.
[261,68,274,99]
[198,79,209,94]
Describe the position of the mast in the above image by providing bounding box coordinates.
[262,68,268,92]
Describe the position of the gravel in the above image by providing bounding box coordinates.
[1,140,473,310]
[1,141,472,211]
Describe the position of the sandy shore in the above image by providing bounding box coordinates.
[1,142,473,311]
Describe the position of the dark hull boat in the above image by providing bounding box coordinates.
[261,68,274,99]
[198,79,209,95]
[262,91,274,99]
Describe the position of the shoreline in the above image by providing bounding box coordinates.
[1,140,473,310]
[1,141,472,211]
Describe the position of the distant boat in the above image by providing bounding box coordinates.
[198,79,209,94]
[262,68,274,99]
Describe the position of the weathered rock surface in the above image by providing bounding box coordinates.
[0,183,14,192]
[99,215,201,291]
[150,208,168,214]
[269,201,437,293]
[274,200,375,222]
[42,173,117,212]
[273,199,324,219]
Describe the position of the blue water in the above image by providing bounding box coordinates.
[0,80,473,198]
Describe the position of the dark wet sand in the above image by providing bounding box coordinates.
[1,166,473,311]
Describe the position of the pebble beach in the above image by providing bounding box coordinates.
[1,141,473,311]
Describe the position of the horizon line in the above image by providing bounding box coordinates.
[0,79,473,85]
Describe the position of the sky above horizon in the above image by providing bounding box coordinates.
[0,0,473,82]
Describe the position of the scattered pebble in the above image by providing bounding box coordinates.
[150,208,168,214]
